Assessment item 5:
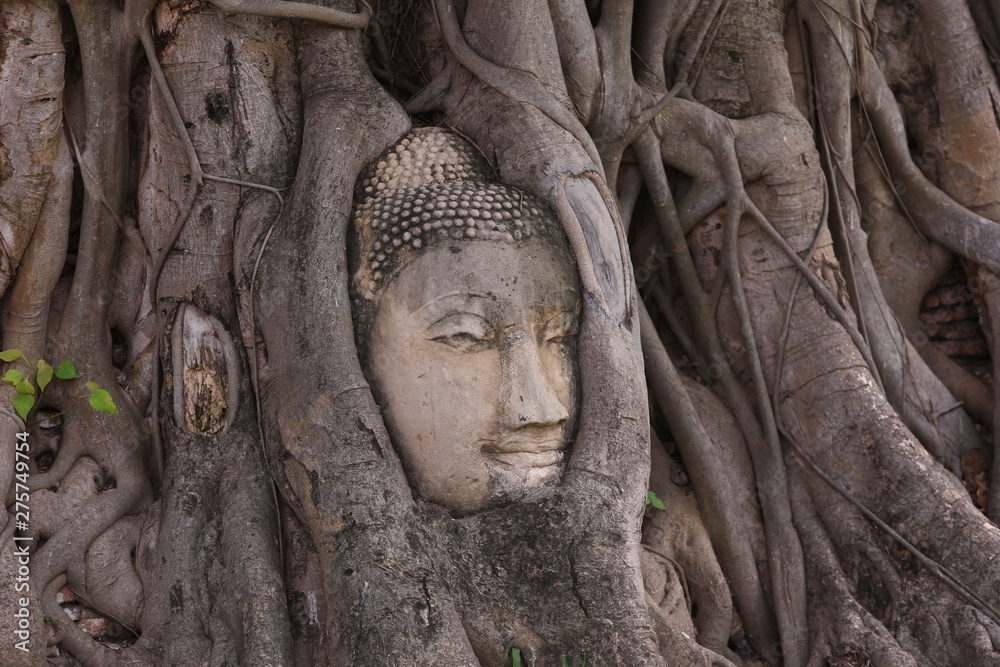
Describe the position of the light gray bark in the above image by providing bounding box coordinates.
[1,0,1000,665]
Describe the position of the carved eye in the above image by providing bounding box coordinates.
[429,313,493,350]
[541,312,578,346]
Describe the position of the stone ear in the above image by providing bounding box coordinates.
[554,174,633,326]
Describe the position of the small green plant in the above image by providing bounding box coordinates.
[645,490,666,512]
[1,349,118,423]
[43,616,53,625]
[561,655,587,667]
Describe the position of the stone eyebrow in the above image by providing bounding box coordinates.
[413,291,491,316]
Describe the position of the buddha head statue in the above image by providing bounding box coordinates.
[349,128,581,515]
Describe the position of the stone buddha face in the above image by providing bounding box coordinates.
[351,129,581,515]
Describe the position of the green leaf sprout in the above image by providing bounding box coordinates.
[646,490,666,512]
[1,350,118,424]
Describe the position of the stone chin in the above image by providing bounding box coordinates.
[485,455,567,508]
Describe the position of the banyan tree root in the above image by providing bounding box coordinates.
[787,458,920,667]
[637,1,1000,664]
[5,0,1000,664]
[643,432,741,665]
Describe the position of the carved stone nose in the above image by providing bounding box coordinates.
[500,330,569,428]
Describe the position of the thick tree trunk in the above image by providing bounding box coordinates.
[1,0,1000,665]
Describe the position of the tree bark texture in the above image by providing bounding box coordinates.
[0,0,999,665]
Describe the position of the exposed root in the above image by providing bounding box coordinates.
[644,434,735,658]
[546,0,599,122]
[27,435,86,493]
[432,0,603,171]
[28,457,103,541]
[0,0,70,299]
[210,0,371,28]
[787,459,919,667]
[790,447,1000,666]
[967,268,1000,521]
[913,339,995,430]
[640,301,777,654]
[107,219,156,414]
[644,589,737,667]
[42,574,140,667]
[32,480,147,602]
[800,0,985,469]
[7,0,1000,664]
[859,49,1000,276]
[781,420,1000,626]
[78,515,143,630]
[634,120,809,664]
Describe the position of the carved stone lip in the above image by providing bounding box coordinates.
[482,436,566,468]
[485,450,565,468]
